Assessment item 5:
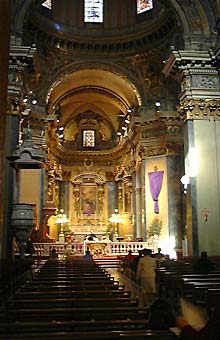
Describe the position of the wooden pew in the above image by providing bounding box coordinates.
[0,258,153,339]
[0,319,149,334]
[8,296,138,308]
[15,288,131,299]
[0,329,177,340]
[3,306,147,322]
[156,266,220,314]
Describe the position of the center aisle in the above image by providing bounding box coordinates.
[107,267,145,307]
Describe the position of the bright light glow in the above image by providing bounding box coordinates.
[137,0,153,14]
[125,119,130,124]
[155,101,161,107]
[180,175,190,194]
[185,147,199,177]
[160,236,176,259]
[117,132,122,136]
[122,126,127,131]
[56,213,69,224]
[59,127,64,131]
[180,175,190,186]
[109,211,122,223]
[32,99,37,105]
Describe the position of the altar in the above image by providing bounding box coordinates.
[84,240,112,256]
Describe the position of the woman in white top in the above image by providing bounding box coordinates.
[137,248,157,307]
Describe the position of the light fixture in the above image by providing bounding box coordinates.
[59,134,64,138]
[155,101,161,107]
[32,99,37,105]
[122,126,127,130]
[109,209,122,223]
[58,126,64,131]
[180,175,190,194]
[23,97,28,103]
[56,209,69,243]
[117,131,122,136]
[127,108,132,113]
[125,119,130,124]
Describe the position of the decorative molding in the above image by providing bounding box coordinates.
[30,14,177,58]
[177,99,220,121]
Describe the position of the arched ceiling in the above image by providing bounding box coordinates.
[48,68,139,122]
[45,67,139,159]
[15,0,220,166]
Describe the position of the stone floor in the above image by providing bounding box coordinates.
[107,268,145,307]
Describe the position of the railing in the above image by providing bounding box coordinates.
[33,240,155,258]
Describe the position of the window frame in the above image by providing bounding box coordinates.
[84,0,104,23]
[137,0,153,15]
[82,129,96,148]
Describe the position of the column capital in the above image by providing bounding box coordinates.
[177,98,220,121]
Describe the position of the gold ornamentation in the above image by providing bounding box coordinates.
[177,99,220,120]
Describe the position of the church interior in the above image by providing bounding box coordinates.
[1,1,220,340]
[1,0,220,260]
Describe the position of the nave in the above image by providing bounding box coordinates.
[1,255,220,340]
[0,257,174,340]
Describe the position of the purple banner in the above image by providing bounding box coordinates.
[148,171,164,214]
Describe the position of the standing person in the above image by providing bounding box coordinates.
[137,248,157,307]
[124,249,135,268]
[132,249,143,282]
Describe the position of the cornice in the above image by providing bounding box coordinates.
[28,15,177,58]
[163,49,217,80]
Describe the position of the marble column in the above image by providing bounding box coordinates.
[0,0,11,259]
[167,155,184,251]
[135,162,142,239]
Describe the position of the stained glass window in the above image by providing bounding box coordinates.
[137,0,153,14]
[84,0,103,23]
[42,0,51,10]
[83,130,95,147]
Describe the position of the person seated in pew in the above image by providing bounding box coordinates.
[154,247,165,267]
[193,251,215,273]
[83,250,93,260]
[176,302,220,339]
[148,299,177,331]
[49,247,58,259]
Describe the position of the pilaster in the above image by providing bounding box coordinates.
[163,48,220,256]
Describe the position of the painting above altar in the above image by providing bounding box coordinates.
[80,185,97,216]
